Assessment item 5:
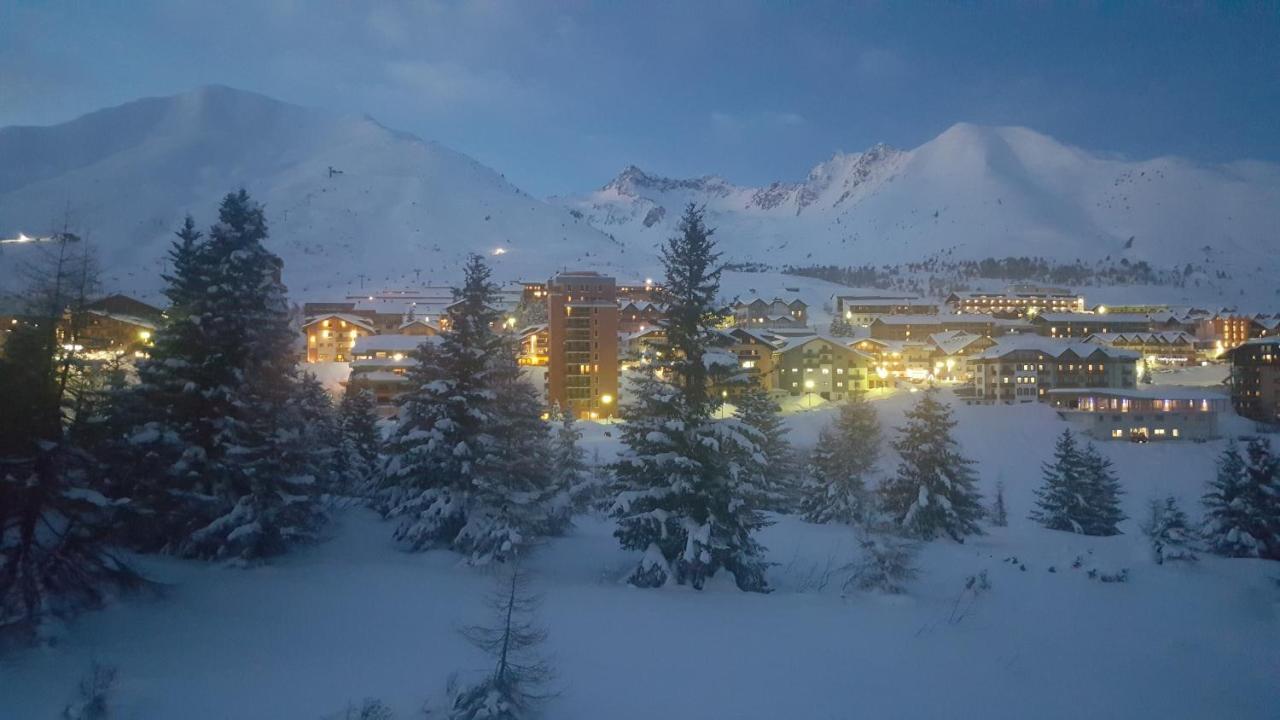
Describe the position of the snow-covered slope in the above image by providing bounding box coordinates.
[558,123,1280,272]
[3,390,1277,719]
[0,86,631,301]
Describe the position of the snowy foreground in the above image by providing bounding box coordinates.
[3,392,1279,719]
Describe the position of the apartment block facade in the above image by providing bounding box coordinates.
[547,272,620,419]
[971,338,1139,403]
[1227,337,1280,423]
[946,286,1083,317]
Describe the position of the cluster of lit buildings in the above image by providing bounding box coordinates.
[287,276,1280,433]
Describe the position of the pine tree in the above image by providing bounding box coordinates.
[1029,430,1090,533]
[1202,438,1280,559]
[108,191,326,560]
[442,563,552,720]
[843,527,919,595]
[1079,441,1126,536]
[1,238,143,641]
[550,404,594,514]
[801,391,881,524]
[1030,431,1125,536]
[733,385,798,512]
[879,388,984,541]
[611,204,772,591]
[990,480,1009,527]
[828,315,854,337]
[380,255,562,564]
[163,215,204,312]
[335,386,382,496]
[1142,496,1198,564]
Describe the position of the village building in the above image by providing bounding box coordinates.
[346,334,435,416]
[725,327,784,391]
[1083,331,1198,365]
[303,313,377,363]
[616,278,662,303]
[773,334,874,401]
[617,300,665,334]
[1226,337,1280,424]
[946,286,1084,317]
[1047,386,1227,441]
[1030,311,1156,338]
[730,297,808,329]
[546,271,621,419]
[869,314,1023,341]
[397,317,442,336]
[927,331,997,382]
[518,324,549,366]
[621,326,667,362]
[832,293,940,326]
[73,295,165,354]
[970,337,1139,404]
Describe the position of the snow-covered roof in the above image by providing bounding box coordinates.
[304,313,376,332]
[86,308,158,330]
[1046,386,1227,401]
[1035,312,1152,324]
[928,330,987,355]
[1237,336,1280,348]
[349,370,409,383]
[352,334,439,354]
[1085,331,1194,345]
[871,313,993,325]
[973,336,1141,361]
[776,334,874,360]
[398,317,441,332]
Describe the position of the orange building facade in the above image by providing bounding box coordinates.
[546,272,620,419]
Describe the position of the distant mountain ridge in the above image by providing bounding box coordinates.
[557,123,1280,276]
[0,85,628,301]
[3,87,1278,303]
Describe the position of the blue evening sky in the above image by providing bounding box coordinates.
[2,1,1277,196]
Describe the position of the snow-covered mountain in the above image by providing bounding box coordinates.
[4,88,1278,304]
[558,123,1280,273]
[0,86,630,301]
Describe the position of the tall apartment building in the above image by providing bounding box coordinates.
[547,272,620,419]
[1227,337,1280,423]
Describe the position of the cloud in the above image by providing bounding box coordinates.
[709,110,807,141]
[853,47,911,81]
[383,60,530,107]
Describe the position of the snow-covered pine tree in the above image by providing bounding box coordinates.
[843,526,919,595]
[879,387,984,542]
[183,190,327,560]
[291,371,340,491]
[800,391,881,524]
[105,214,230,552]
[1079,441,1126,536]
[1030,430,1125,536]
[335,386,382,496]
[1029,429,1089,533]
[549,404,595,514]
[380,254,562,564]
[441,563,552,720]
[612,204,772,592]
[1202,438,1280,559]
[1142,496,1198,564]
[990,480,1009,527]
[733,385,799,512]
[0,237,143,642]
[109,191,326,561]
[828,315,854,337]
